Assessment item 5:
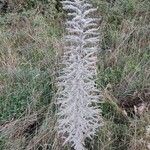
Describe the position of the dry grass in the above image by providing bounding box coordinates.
[0,0,150,149]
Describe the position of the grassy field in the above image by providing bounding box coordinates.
[0,0,150,149]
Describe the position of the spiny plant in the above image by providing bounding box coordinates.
[56,0,103,149]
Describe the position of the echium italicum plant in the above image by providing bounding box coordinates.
[56,0,103,149]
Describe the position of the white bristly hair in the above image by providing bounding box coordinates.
[56,0,103,149]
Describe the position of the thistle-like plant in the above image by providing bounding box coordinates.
[57,0,103,149]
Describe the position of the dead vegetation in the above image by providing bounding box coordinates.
[0,0,150,149]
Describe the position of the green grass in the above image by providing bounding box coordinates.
[0,0,150,149]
